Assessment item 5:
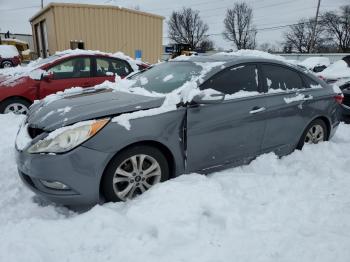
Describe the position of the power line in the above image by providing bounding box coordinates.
[202,5,317,25]
[310,0,321,53]
[0,5,40,12]
[163,21,312,38]
[147,0,298,15]
[144,0,229,12]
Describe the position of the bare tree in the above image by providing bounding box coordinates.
[283,18,325,53]
[322,5,350,52]
[168,8,209,49]
[223,2,257,50]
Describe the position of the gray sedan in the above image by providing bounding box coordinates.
[15,55,342,208]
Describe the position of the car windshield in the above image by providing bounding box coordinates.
[129,62,202,94]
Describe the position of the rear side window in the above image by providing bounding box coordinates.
[201,64,259,94]
[303,75,322,89]
[96,57,132,77]
[262,64,303,91]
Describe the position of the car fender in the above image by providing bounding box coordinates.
[82,108,187,177]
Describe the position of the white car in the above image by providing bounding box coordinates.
[298,57,330,73]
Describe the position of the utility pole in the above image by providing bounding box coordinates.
[41,0,43,8]
[310,0,321,53]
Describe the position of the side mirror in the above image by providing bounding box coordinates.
[192,92,225,104]
[42,72,54,82]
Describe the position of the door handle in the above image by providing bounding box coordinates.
[249,106,266,114]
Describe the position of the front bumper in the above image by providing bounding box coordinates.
[16,145,111,207]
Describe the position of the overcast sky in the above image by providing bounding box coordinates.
[0,0,348,49]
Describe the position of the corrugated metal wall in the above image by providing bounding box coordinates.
[31,4,163,63]
[31,8,57,57]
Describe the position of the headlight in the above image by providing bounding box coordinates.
[27,118,109,154]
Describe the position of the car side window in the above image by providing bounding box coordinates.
[201,64,259,94]
[96,58,132,77]
[262,64,303,91]
[303,75,321,89]
[48,57,91,79]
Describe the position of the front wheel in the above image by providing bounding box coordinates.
[101,145,170,202]
[1,60,13,68]
[0,98,31,114]
[297,119,328,150]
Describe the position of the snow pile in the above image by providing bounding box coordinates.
[318,60,350,80]
[0,45,19,58]
[298,57,330,69]
[1,114,350,261]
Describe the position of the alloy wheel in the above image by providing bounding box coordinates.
[112,154,161,200]
[304,124,325,144]
[4,103,29,115]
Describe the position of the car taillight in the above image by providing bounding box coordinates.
[334,94,344,104]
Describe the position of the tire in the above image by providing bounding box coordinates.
[101,145,170,202]
[1,60,13,68]
[296,119,328,150]
[0,98,31,115]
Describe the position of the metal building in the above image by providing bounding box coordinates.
[29,3,164,63]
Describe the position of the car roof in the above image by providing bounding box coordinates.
[171,54,300,69]
[170,54,304,83]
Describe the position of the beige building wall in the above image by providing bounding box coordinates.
[31,7,57,57]
[30,3,163,63]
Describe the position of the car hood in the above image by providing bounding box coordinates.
[27,88,165,131]
[0,74,29,87]
[0,74,13,84]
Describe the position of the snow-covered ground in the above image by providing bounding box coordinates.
[1,113,350,262]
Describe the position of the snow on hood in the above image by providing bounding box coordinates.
[318,60,350,79]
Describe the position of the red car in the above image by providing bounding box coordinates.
[0,50,148,114]
[0,45,21,68]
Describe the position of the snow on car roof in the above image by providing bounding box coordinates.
[0,45,19,58]
[53,49,144,70]
[173,49,296,67]
[0,49,143,81]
